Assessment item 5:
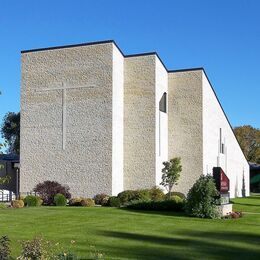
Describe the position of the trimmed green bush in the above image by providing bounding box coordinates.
[167,192,186,200]
[107,196,121,207]
[94,193,110,206]
[127,199,185,211]
[117,189,151,205]
[54,194,67,206]
[24,195,43,207]
[185,175,220,219]
[171,195,183,203]
[80,198,95,207]
[0,203,7,209]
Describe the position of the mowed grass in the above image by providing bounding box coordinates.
[232,194,260,213]
[0,196,259,259]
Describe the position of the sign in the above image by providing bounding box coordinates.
[220,193,230,205]
[213,167,230,193]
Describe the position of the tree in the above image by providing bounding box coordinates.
[234,125,260,164]
[1,112,20,154]
[160,157,182,198]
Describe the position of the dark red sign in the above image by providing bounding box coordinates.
[213,167,230,193]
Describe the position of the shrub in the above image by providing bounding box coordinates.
[0,203,7,209]
[171,195,183,203]
[117,189,151,205]
[80,198,95,207]
[185,175,220,219]
[34,181,71,205]
[167,192,186,200]
[54,194,67,206]
[149,186,165,201]
[127,199,185,211]
[107,196,121,207]
[24,195,43,207]
[11,199,24,208]
[19,237,55,259]
[0,235,11,259]
[69,197,83,206]
[94,194,110,206]
[223,211,243,219]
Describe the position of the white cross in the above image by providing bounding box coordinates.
[36,82,95,150]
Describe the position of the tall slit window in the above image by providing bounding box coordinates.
[159,92,167,156]
[220,128,225,154]
[159,92,167,113]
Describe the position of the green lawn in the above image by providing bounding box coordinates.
[0,196,260,259]
[232,194,260,213]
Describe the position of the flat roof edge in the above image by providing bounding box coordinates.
[21,40,116,54]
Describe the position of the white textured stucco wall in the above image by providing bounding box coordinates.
[21,42,119,197]
[155,57,168,186]
[168,70,203,195]
[202,72,250,198]
[112,45,124,195]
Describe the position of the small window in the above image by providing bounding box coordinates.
[220,128,225,154]
[159,92,167,113]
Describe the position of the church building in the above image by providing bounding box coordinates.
[20,40,249,198]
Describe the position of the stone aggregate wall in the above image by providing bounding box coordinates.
[21,43,116,197]
[123,55,156,189]
[168,70,203,195]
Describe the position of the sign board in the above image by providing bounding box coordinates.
[220,193,230,205]
[213,167,230,193]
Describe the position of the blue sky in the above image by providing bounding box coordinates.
[0,0,259,141]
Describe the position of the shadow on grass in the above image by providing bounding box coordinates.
[97,229,260,259]
[119,207,189,218]
[231,202,260,207]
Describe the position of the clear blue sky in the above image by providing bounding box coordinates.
[0,0,259,136]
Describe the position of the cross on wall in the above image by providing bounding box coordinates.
[36,82,95,150]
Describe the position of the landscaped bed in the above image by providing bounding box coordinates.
[0,195,259,259]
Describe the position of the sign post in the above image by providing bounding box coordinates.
[213,167,232,215]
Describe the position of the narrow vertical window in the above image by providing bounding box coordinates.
[220,128,224,154]
[159,92,167,113]
[159,92,167,156]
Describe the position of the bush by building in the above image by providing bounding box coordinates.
[11,199,24,208]
[0,203,7,209]
[69,197,83,206]
[185,175,220,219]
[33,181,71,205]
[117,189,151,206]
[54,194,67,206]
[148,186,165,201]
[94,193,110,206]
[24,195,43,207]
[80,198,95,207]
[127,198,185,212]
[107,196,121,207]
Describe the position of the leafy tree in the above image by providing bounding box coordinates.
[1,112,20,154]
[234,125,260,164]
[160,157,182,198]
